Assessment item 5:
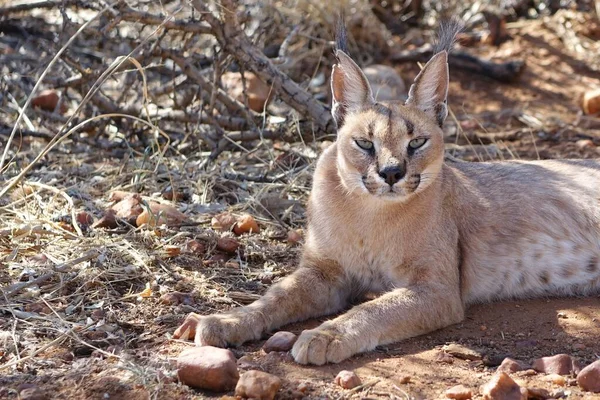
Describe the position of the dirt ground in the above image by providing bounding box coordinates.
[1,4,600,400]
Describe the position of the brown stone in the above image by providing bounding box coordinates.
[363,64,406,102]
[211,212,237,232]
[92,209,118,229]
[583,89,600,115]
[177,346,239,392]
[334,370,361,389]
[532,354,581,375]
[498,358,529,373]
[443,343,483,360]
[481,372,527,400]
[136,202,188,228]
[110,194,143,224]
[217,237,240,254]
[235,370,281,400]
[435,351,455,364]
[185,239,205,255]
[233,214,260,235]
[31,89,62,113]
[222,71,274,112]
[287,229,302,244]
[577,360,600,393]
[445,384,472,399]
[263,331,297,353]
[526,387,551,399]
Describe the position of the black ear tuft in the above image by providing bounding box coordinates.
[336,13,348,54]
[433,19,463,54]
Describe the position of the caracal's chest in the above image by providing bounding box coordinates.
[308,202,418,292]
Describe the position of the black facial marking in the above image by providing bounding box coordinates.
[434,103,445,127]
[368,121,374,139]
[405,119,414,135]
[373,103,390,116]
[587,256,598,273]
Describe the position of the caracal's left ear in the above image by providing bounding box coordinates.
[405,51,449,127]
[331,50,375,128]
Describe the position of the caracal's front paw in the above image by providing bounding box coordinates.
[173,312,261,347]
[291,324,355,365]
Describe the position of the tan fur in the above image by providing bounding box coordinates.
[174,37,600,366]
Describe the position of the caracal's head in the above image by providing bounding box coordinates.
[331,41,453,204]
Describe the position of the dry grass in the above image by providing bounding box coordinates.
[1,0,600,398]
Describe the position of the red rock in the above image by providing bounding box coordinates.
[576,139,594,150]
[577,360,600,393]
[185,239,205,255]
[76,211,94,227]
[526,387,551,399]
[161,186,188,201]
[498,358,528,373]
[31,89,60,112]
[92,209,118,229]
[263,331,297,353]
[160,292,192,306]
[287,229,302,244]
[335,370,361,389]
[481,372,527,400]
[108,191,132,202]
[217,237,240,254]
[222,71,274,113]
[235,370,281,400]
[583,89,600,115]
[532,354,581,375]
[233,214,260,235]
[446,384,472,399]
[110,194,143,224]
[177,346,239,391]
[136,202,188,228]
[211,212,237,232]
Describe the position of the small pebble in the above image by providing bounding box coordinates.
[435,351,455,364]
[481,372,527,400]
[235,370,281,400]
[498,357,528,373]
[263,331,297,353]
[217,237,240,254]
[445,384,472,399]
[545,374,566,386]
[335,370,361,389]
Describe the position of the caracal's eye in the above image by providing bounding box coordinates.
[408,138,428,150]
[355,139,374,151]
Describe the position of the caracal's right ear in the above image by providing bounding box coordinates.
[405,20,462,127]
[404,51,449,127]
[331,50,375,128]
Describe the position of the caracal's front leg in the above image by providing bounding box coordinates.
[173,257,350,347]
[292,282,465,365]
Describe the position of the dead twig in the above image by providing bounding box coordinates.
[2,249,100,299]
[191,0,335,133]
[391,47,526,83]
